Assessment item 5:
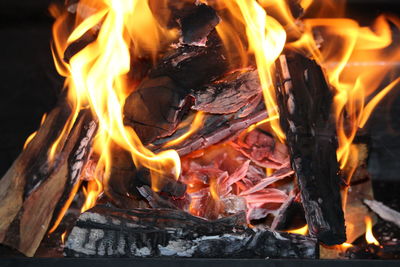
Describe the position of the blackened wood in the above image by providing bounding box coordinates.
[191,70,261,114]
[0,102,96,256]
[152,102,268,156]
[274,52,346,245]
[64,205,318,259]
[106,143,186,209]
[123,76,192,144]
[123,32,228,145]
[180,4,220,45]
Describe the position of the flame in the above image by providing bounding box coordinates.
[288,13,400,172]
[61,231,67,244]
[341,242,353,248]
[163,112,205,148]
[23,113,47,150]
[287,225,308,235]
[50,0,182,210]
[45,0,400,225]
[81,177,103,212]
[365,216,379,246]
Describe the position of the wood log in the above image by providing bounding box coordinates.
[0,101,97,256]
[191,70,261,115]
[364,199,400,228]
[64,205,318,259]
[274,52,346,245]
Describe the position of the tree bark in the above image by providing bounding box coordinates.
[274,51,346,245]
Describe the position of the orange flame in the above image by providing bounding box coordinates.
[163,112,205,148]
[50,0,182,209]
[365,216,379,246]
[43,0,400,225]
[287,225,308,235]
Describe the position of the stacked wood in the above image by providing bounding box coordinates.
[275,51,346,245]
[64,204,318,259]
[0,100,97,256]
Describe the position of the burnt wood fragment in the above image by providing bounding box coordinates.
[274,52,346,245]
[123,76,191,144]
[191,70,261,114]
[0,101,97,256]
[64,205,318,259]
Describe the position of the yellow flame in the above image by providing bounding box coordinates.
[50,0,182,208]
[22,113,47,150]
[365,216,379,246]
[287,225,308,235]
[61,231,67,244]
[163,112,205,148]
[234,0,286,141]
[23,132,37,150]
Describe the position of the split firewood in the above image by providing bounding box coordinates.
[275,51,346,245]
[64,205,318,259]
[364,199,400,228]
[0,100,97,256]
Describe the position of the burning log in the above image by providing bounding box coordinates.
[0,101,97,256]
[123,32,228,144]
[64,204,318,259]
[274,51,346,245]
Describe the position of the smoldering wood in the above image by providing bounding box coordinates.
[0,101,97,256]
[364,199,400,228]
[152,102,268,156]
[64,205,318,259]
[191,70,261,115]
[274,51,346,245]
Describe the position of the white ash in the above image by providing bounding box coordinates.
[79,212,107,224]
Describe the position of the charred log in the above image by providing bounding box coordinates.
[64,205,318,259]
[191,70,261,115]
[0,101,97,256]
[274,52,346,245]
[153,102,268,156]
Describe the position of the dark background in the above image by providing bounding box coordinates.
[0,0,399,180]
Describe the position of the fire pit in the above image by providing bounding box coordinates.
[0,0,399,263]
